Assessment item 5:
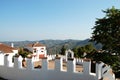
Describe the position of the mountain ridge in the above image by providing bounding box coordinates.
[1,39,102,54]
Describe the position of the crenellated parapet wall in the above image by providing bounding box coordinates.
[0,54,115,80]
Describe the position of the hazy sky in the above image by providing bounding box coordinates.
[0,0,120,41]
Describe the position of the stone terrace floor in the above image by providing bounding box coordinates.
[34,60,83,72]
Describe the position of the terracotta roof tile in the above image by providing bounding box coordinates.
[0,43,17,53]
[27,42,45,47]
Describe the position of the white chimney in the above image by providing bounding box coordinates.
[11,43,14,48]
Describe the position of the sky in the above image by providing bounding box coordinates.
[0,0,120,41]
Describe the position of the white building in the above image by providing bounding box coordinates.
[0,43,18,67]
[26,42,47,61]
[0,43,18,56]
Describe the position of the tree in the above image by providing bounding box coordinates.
[84,43,95,53]
[72,47,79,58]
[60,45,66,55]
[18,48,31,58]
[91,6,120,55]
[90,6,120,75]
[72,44,95,58]
[77,46,85,58]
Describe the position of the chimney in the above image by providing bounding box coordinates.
[11,43,14,48]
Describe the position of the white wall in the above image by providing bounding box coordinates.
[12,50,18,54]
[0,53,4,65]
[26,46,47,56]
[0,67,96,80]
[0,54,115,80]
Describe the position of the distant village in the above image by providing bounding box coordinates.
[0,42,47,61]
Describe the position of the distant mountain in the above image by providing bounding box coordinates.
[1,39,102,54]
[39,39,102,54]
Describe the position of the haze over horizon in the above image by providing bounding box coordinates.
[0,0,120,41]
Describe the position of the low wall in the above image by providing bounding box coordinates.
[0,66,96,80]
[0,54,115,80]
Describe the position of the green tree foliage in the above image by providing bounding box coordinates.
[91,6,120,55]
[72,44,95,58]
[84,43,95,53]
[18,48,31,58]
[60,45,66,55]
[90,6,120,76]
[77,47,85,58]
[72,47,79,57]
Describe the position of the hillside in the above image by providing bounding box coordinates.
[40,39,102,54]
[1,39,102,54]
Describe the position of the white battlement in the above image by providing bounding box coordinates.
[0,54,115,80]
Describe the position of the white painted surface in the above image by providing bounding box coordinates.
[0,54,115,80]
[65,49,74,61]
[26,46,47,61]
[12,50,18,54]
[83,60,91,75]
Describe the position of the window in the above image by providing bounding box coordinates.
[34,48,37,53]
